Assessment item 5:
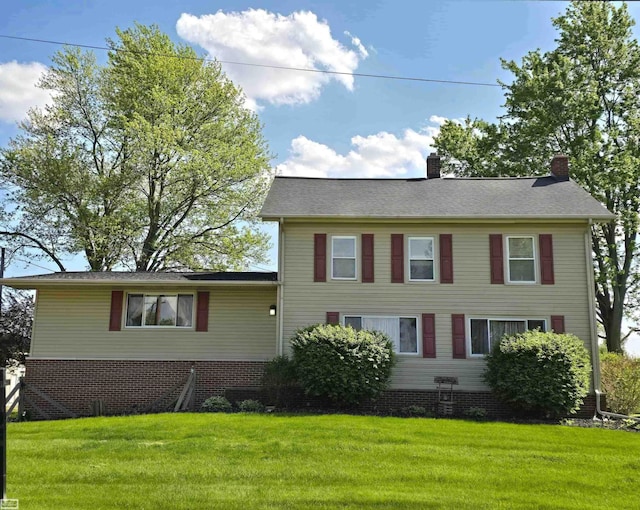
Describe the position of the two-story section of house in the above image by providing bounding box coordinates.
[260,154,614,414]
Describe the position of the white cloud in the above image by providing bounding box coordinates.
[0,61,49,123]
[277,122,443,178]
[344,31,369,59]
[176,9,368,108]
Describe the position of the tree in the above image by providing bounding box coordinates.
[0,289,33,366]
[434,1,640,353]
[0,24,272,272]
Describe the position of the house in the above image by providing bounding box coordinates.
[0,154,614,417]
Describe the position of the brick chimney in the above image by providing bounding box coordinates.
[427,152,441,179]
[551,154,569,181]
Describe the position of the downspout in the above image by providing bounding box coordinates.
[277,218,285,356]
[585,219,600,391]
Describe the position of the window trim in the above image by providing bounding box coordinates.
[506,235,537,284]
[331,235,358,281]
[124,292,196,329]
[342,314,421,356]
[467,316,547,357]
[407,236,436,282]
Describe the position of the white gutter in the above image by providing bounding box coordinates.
[585,219,601,391]
[0,278,279,289]
[595,390,640,422]
[277,217,285,356]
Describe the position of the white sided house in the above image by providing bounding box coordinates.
[1,155,614,418]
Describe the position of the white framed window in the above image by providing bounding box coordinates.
[125,293,194,328]
[408,237,435,281]
[343,315,419,354]
[332,236,357,280]
[507,236,536,283]
[469,317,546,356]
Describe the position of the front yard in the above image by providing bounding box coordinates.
[7,413,639,509]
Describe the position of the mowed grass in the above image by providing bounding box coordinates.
[7,414,640,509]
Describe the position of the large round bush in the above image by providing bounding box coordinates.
[290,324,396,406]
[484,330,591,417]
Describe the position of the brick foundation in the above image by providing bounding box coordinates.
[24,359,600,420]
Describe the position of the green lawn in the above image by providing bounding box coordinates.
[7,413,640,509]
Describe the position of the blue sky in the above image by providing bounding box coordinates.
[2,1,639,351]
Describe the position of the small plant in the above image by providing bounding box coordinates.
[201,396,233,413]
[600,352,640,415]
[484,330,591,418]
[237,399,265,413]
[399,405,434,418]
[463,407,488,420]
[290,324,396,406]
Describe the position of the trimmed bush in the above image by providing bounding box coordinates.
[237,399,266,413]
[201,396,233,413]
[262,355,298,406]
[600,352,640,415]
[484,330,591,418]
[398,405,434,418]
[290,324,396,406]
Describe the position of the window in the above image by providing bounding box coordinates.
[343,315,418,354]
[408,237,434,281]
[507,236,536,283]
[332,236,357,280]
[125,294,194,328]
[469,318,546,356]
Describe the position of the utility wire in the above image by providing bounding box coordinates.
[13,257,55,273]
[0,33,502,88]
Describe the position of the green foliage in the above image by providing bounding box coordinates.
[237,399,265,413]
[398,405,433,418]
[290,324,396,406]
[261,355,298,406]
[600,352,640,415]
[463,407,488,420]
[433,1,640,353]
[0,23,272,272]
[484,330,591,417]
[0,289,33,366]
[201,396,233,413]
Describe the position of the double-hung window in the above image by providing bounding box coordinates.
[507,236,536,283]
[408,237,435,281]
[344,315,418,354]
[125,293,194,328]
[332,236,357,280]
[469,318,546,356]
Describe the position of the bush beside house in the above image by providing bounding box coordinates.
[600,353,640,415]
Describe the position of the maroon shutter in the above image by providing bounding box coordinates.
[451,314,466,359]
[489,234,504,284]
[440,234,453,284]
[539,234,555,285]
[551,315,565,334]
[326,312,339,325]
[314,234,327,282]
[361,234,374,283]
[391,234,404,283]
[109,291,123,331]
[422,313,436,358]
[196,291,210,332]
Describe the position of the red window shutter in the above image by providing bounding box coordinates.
[391,234,404,283]
[539,234,555,285]
[326,312,339,325]
[451,314,466,359]
[196,291,210,332]
[109,290,123,331]
[440,234,453,284]
[551,315,565,334]
[422,313,436,358]
[361,234,374,283]
[314,234,327,282]
[489,234,504,284]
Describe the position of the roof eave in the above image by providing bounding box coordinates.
[0,278,281,289]
[260,214,615,223]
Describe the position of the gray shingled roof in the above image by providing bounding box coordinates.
[0,271,278,288]
[260,176,614,220]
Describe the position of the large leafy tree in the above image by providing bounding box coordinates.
[0,24,272,272]
[0,289,33,367]
[434,1,640,353]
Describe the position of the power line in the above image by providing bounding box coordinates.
[0,33,502,88]
[12,257,55,273]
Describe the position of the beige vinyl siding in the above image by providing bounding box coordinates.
[31,286,277,360]
[281,221,593,391]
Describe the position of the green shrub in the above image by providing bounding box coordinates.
[398,405,433,418]
[484,330,591,418]
[237,399,266,413]
[463,407,488,420]
[201,396,233,413]
[290,323,396,406]
[600,352,640,415]
[261,355,298,406]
